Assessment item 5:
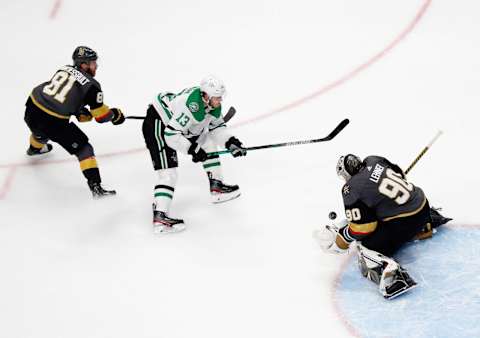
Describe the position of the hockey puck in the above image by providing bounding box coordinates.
[328,211,337,220]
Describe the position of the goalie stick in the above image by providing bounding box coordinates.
[206,118,350,158]
[126,106,237,123]
[405,130,443,175]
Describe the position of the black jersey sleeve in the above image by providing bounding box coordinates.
[84,83,113,123]
[340,183,379,243]
[383,158,405,178]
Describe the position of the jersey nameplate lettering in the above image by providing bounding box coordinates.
[369,163,385,183]
[60,66,90,86]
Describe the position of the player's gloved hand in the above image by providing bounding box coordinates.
[313,225,349,255]
[188,143,208,163]
[76,107,93,122]
[225,136,247,157]
[111,108,125,125]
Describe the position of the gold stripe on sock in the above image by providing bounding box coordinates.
[29,134,44,149]
[80,157,98,171]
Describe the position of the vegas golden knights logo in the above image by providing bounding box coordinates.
[78,47,85,56]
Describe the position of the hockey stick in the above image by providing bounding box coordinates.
[207,118,350,158]
[125,116,145,120]
[405,130,443,175]
[126,106,237,123]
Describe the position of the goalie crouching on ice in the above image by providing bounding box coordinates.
[316,154,452,299]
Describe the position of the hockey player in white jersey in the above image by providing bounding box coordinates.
[142,76,247,234]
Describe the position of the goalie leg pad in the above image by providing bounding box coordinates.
[356,243,417,299]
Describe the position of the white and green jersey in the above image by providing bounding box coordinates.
[151,86,231,154]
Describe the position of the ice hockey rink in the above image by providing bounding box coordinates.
[1,0,479,337]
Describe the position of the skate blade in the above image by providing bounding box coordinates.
[153,224,186,234]
[92,192,117,199]
[384,283,418,300]
[211,191,241,204]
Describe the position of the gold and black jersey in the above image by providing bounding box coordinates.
[30,65,109,120]
[340,155,426,240]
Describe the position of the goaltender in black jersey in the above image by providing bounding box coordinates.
[24,46,125,198]
[317,154,452,299]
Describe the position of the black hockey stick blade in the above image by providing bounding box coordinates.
[322,118,349,141]
[126,116,146,120]
[223,106,236,123]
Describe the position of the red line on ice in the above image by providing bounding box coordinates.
[49,0,62,20]
[0,166,18,200]
[235,0,433,128]
[0,0,432,204]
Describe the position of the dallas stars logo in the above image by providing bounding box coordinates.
[343,184,350,195]
[188,102,199,113]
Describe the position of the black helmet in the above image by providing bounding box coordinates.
[72,46,97,67]
[336,154,363,181]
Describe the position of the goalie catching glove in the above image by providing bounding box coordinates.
[314,222,349,255]
[225,136,247,157]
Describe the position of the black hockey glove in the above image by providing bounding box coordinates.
[111,108,125,125]
[188,143,208,163]
[225,136,247,157]
[75,107,93,122]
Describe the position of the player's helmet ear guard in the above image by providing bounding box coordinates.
[200,75,226,98]
[72,46,98,67]
[337,154,362,181]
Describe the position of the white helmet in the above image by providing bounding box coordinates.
[200,75,226,98]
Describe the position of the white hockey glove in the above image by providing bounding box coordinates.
[313,224,349,255]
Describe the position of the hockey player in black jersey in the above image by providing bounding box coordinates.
[316,154,451,299]
[23,46,125,198]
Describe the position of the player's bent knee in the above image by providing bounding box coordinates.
[156,168,178,186]
[75,143,95,161]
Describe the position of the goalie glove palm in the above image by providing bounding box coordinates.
[225,136,247,157]
[314,225,348,255]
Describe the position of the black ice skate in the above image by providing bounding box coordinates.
[384,268,417,300]
[153,211,185,234]
[209,178,241,204]
[26,144,53,156]
[430,207,452,228]
[88,181,116,199]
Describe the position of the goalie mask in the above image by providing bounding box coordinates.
[337,154,362,181]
